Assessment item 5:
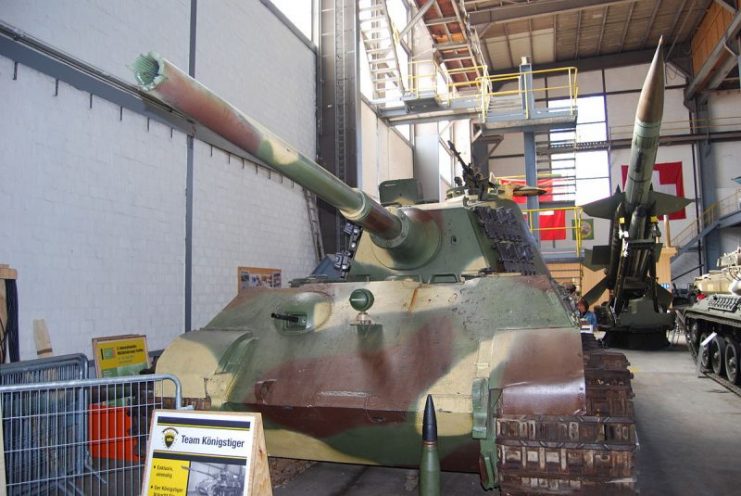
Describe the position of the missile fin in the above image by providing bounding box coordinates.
[582,192,625,219]
[584,245,612,270]
[657,285,673,307]
[650,191,693,217]
[584,276,609,306]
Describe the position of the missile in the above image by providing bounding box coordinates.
[624,36,665,209]
[582,37,689,225]
[419,395,440,496]
[581,39,692,337]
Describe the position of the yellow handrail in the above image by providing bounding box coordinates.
[400,60,578,121]
[671,188,741,247]
[522,205,584,257]
[480,66,579,121]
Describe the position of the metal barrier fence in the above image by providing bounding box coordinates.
[0,353,89,383]
[1,353,91,489]
[1,373,183,496]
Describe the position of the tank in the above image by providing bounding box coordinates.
[681,248,741,384]
[133,53,638,493]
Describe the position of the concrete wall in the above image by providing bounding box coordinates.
[0,0,316,358]
[190,0,316,329]
[360,101,413,201]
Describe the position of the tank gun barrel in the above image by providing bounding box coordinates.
[131,53,402,241]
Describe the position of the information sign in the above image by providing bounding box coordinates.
[92,334,150,377]
[141,410,271,496]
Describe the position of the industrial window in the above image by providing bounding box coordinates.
[548,96,610,205]
[269,0,313,41]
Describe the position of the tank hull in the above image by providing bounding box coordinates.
[157,275,585,471]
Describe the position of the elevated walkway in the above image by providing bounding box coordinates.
[360,3,579,132]
[672,189,741,259]
[378,63,578,131]
[480,66,577,133]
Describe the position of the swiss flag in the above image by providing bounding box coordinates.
[538,210,567,240]
[620,162,686,220]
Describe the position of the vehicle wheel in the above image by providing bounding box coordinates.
[725,338,741,385]
[690,320,700,344]
[710,334,726,376]
[686,321,699,357]
[699,332,711,370]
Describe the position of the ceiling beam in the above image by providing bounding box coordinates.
[468,0,636,25]
[685,10,741,104]
[667,0,689,39]
[665,0,690,61]
[640,0,662,49]
[619,2,636,52]
[714,0,738,15]
[575,10,582,59]
[503,23,515,68]
[489,46,675,76]
[597,6,609,54]
[399,0,435,40]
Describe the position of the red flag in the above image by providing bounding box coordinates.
[620,162,686,219]
[539,209,566,240]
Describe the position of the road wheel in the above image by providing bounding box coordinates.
[699,333,711,370]
[686,320,699,357]
[725,338,741,385]
[710,334,726,376]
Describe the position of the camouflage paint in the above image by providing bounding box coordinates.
[135,53,593,484]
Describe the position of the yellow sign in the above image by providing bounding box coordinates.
[142,410,272,496]
[147,457,189,495]
[92,334,150,378]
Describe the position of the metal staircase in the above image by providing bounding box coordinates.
[303,189,325,264]
[358,0,405,102]
[672,188,741,258]
[534,130,578,203]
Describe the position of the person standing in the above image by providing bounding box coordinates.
[577,298,597,328]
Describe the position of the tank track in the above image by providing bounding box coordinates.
[496,334,638,495]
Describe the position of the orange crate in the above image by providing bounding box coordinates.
[88,403,139,461]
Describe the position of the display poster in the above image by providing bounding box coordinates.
[571,218,595,241]
[238,267,281,292]
[142,410,256,496]
[92,334,150,378]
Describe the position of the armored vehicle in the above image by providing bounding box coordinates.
[681,248,741,384]
[133,53,637,494]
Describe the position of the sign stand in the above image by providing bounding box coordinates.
[142,410,272,496]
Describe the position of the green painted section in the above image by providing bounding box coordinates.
[158,190,573,469]
[137,52,587,483]
[419,445,441,496]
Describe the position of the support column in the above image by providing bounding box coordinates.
[184,0,197,333]
[694,100,721,269]
[519,57,539,243]
[414,122,442,201]
[524,131,539,244]
[318,0,361,253]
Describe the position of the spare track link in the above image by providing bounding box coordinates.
[496,334,637,495]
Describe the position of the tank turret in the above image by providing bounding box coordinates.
[133,53,638,493]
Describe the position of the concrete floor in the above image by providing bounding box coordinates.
[275,337,741,495]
